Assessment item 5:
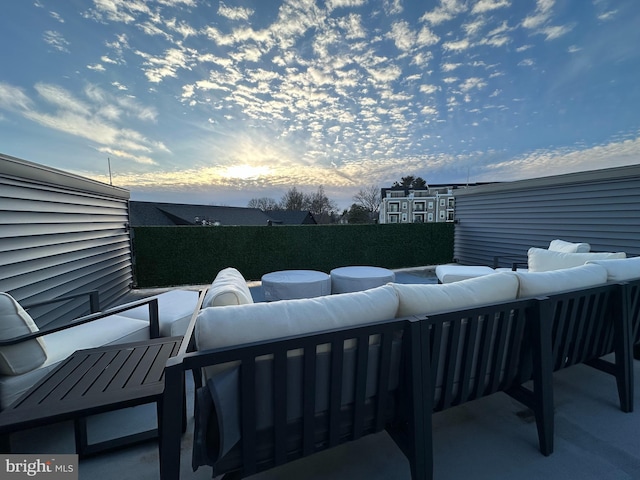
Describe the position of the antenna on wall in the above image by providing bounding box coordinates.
[108,157,113,186]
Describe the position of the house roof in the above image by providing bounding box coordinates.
[129,201,316,226]
[129,201,272,226]
[266,210,317,225]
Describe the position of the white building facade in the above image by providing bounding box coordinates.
[378,187,455,224]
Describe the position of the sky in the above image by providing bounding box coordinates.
[1,0,639,210]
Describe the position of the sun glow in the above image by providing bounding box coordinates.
[221,164,271,179]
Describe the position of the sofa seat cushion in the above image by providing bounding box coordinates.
[196,285,399,352]
[0,293,48,376]
[203,268,253,308]
[527,247,626,272]
[586,257,640,282]
[0,315,149,409]
[548,239,591,253]
[509,263,608,298]
[118,289,199,337]
[392,273,519,317]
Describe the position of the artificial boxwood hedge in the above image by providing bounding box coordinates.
[132,222,454,287]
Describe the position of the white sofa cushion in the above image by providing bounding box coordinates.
[548,239,591,253]
[527,247,626,272]
[203,268,254,308]
[0,293,48,376]
[509,263,608,298]
[392,273,519,317]
[586,257,640,282]
[196,285,399,352]
[0,315,149,409]
[434,265,495,284]
[118,289,199,337]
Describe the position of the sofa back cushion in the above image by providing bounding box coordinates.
[196,284,399,351]
[586,257,640,282]
[548,239,591,253]
[509,263,608,298]
[202,267,254,308]
[0,293,48,376]
[528,247,626,272]
[392,273,519,317]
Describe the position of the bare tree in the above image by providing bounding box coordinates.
[353,185,381,215]
[247,197,279,211]
[306,185,337,216]
[279,187,306,211]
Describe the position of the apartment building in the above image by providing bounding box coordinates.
[378,186,455,224]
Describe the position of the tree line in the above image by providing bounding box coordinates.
[247,176,427,224]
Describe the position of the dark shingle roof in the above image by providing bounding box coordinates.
[266,210,317,225]
[129,201,273,226]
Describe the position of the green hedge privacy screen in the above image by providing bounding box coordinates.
[132,223,454,287]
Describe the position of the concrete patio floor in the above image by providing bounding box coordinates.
[7,268,640,479]
[9,357,640,479]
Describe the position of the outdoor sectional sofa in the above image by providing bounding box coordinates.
[159,255,640,480]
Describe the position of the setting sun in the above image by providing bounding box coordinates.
[222,164,271,180]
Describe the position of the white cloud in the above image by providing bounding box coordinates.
[218,3,254,21]
[459,77,487,92]
[87,63,106,71]
[388,21,416,51]
[471,0,511,14]
[442,38,471,51]
[43,30,70,52]
[325,0,366,12]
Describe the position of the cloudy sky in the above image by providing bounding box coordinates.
[1,0,639,209]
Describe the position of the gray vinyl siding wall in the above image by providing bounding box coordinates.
[0,154,132,327]
[453,164,640,267]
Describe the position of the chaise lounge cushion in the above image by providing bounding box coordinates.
[586,256,640,282]
[202,268,253,308]
[196,284,399,352]
[509,263,608,298]
[548,239,591,253]
[527,247,626,273]
[392,273,519,317]
[118,289,199,337]
[0,314,149,409]
[0,293,48,376]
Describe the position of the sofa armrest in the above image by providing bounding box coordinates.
[0,297,160,346]
[492,254,527,270]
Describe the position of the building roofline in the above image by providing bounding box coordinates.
[454,164,640,196]
[0,152,129,199]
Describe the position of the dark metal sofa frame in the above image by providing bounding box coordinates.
[159,281,636,480]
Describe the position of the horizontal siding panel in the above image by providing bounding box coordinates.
[453,166,640,266]
[0,154,132,324]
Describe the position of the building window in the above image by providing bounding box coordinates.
[428,201,434,210]
[389,214,399,223]
[439,210,445,220]
[439,198,446,207]
[414,201,425,211]
[447,211,454,221]
[402,202,408,210]
[448,197,455,207]
[402,213,407,222]
[388,202,399,212]
[413,214,424,223]
[428,213,434,222]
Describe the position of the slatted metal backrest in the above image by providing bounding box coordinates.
[421,298,537,412]
[182,317,414,478]
[539,283,620,371]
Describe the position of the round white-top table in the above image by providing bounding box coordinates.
[330,266,396,294]
[261,270,331,301]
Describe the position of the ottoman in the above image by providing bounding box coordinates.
[261,270,331,301]
[330,266,395,294]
